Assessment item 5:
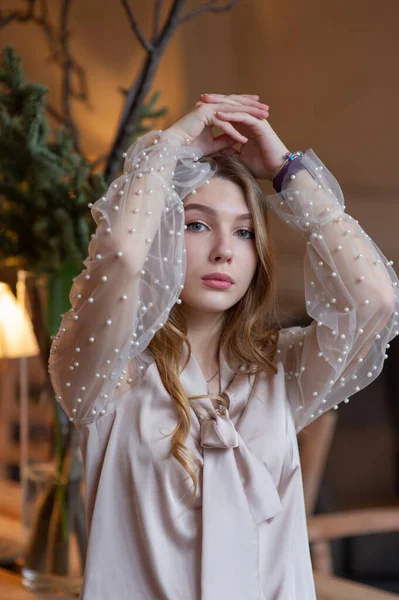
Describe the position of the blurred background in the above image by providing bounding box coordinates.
[0,1,398,598]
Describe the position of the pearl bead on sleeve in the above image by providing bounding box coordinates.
[48,130,215,424]
[266,150,399,433]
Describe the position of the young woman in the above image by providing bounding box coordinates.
[49,93,399,600]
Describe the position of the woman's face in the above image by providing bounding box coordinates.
[179,177,258,314]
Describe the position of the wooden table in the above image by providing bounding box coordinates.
[1,566,398,600]
[0,568,36,599]
[0,480,76,598]
[0,568,75,599]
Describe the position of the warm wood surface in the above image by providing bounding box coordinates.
[0,481,76,598]
[0,479,22,521]
[308,505,399,543]
[0,512,22,546]
[0,568,36,599]
[314,572,399,599]
[0,568,75,599]
[1,566,397,600]
[299,411,338,516]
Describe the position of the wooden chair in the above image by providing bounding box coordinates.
[299,411,399,599]
[314,571,399,599]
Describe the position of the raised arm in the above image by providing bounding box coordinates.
[202,94,399,434]
[266,150,398,433]
[48,97,270,426]
[48,130,214,425]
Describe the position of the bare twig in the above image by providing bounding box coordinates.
[59,0,81,149]
[152,0,163,40]
[90,154,108,171]
[47,104,65,123]
[38,0,86,101]
[1,0,240,180]
[0,0,87,151]
[105,0,186,182]
[179,0,239,24]
[121,0,154,52]
[36,0,58,51]
[105,0,239,182]
[0,0,37,28]
[60,0,72,125]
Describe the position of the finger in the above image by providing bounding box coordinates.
[198,102,268,123]
[200,94,269,108]
[210,133,237,153]
[197,98,242,114]
[216,111,264,134]
[201,93,259,100]
[216,104,269,119]
[216,111,264,125]
[212,116,248,144]
[226,94,269,110]
[205,93,260,99]
[219,147,240,158]
[200,94,241,107]
[201,93,268,110]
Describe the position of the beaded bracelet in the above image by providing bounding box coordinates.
[272,151,304,193]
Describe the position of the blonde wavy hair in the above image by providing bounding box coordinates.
[147,154,281,509]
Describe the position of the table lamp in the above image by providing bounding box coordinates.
[0,274,40,565]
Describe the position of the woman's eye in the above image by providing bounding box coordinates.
[186,221,207,233]
[186,221,255,239]
[237,228,255,240]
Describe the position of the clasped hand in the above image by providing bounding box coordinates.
[167,93,290,181]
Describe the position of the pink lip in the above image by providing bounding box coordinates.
[202,273,235,284]
[202,279,232,290]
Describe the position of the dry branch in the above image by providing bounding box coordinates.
[105,0,239,182]
[0,0,240,188]
[179,0,239,24]
[0,0,88,150]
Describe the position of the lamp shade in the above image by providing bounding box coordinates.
[0,282,40,358]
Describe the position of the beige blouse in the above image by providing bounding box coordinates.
[48,129,399,599]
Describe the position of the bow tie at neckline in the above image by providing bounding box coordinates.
[178,343,284,599]
[140,343,284,598]
[196,403,282,525]
[200,405,239,449]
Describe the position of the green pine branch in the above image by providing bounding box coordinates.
[0,45,106,275]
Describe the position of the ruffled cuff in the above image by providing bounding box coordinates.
[266,149,399,432]
[265,149,345,232]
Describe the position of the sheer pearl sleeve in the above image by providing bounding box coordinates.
[48,130,215,425]
[266,150,399,434]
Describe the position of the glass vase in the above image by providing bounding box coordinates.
[18,268,87,596]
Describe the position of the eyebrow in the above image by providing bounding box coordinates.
[184,203,253,222]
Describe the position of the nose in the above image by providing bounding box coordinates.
[210,227,233,262]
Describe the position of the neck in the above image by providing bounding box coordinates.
[181,306,224,370]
